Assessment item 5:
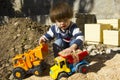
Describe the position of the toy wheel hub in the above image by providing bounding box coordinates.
[16,72,21,78]
[82,67,87,73]
[34,71,39,75]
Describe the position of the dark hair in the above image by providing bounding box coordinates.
[50,2,73,23]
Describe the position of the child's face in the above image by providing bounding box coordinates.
[55,19,71,30]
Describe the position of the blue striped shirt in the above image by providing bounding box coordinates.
[43,22,84,46]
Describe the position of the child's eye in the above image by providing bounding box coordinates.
[57,19,68,22]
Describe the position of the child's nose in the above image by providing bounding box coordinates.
[60,22,65,25]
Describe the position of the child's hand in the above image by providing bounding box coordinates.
[39,36,46,44]
[59,48,82,63]
[59,47,74,55]
[58,47,73,56]
[71,50,82,63]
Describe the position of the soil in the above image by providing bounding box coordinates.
[0,18,120,80]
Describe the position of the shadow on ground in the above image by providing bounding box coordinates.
[86,52,119,73]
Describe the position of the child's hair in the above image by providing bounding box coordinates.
[50,2,73,23]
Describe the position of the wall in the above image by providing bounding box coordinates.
[0,0,120,25]
[91,0,120,19]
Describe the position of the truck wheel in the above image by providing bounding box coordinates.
[40,61,47,70]
[57,72,68,80]
[33,66,42,76]
[77,65,88,74]
[13,67,26,79]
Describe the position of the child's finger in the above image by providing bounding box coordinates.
[72,49,75,53]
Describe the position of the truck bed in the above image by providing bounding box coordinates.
[58,50,88,64]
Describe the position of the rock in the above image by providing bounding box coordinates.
[106,48,112,54]
[24,45,32,50]
[87,45,96,52]
[9,74,15,80]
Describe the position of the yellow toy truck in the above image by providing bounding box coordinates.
[50,51,89,80]
[12,43,48,79]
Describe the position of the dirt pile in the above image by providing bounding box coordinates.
[0,18,48,59]
[0,18,52,80]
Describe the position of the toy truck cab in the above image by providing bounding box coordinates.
[50,56,70,80]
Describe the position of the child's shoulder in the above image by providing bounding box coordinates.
[50,24,59,32]
[70,22,78,28]
[51,24,58,28]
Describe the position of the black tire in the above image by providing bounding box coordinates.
[40,61,47,70]
[57,72,68,80]
[32,66,42,76]
[13,67,26,79]
[77,65,88,74]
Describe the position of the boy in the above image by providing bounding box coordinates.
[39,2,84,58]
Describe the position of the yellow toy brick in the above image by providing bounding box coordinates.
[103,30,120,46]
[85,24,112,43]
[97,19,120,29]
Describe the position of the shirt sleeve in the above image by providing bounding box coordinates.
[44,25,55,41]
[71,23,84,46]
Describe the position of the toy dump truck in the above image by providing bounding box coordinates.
[49,50,89,80]
[12,43,48,79]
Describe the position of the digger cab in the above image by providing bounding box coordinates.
[12,54,29,71]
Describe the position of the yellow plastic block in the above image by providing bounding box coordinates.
[97,19,120,29]
[85,24,112,43]
[103,30,120,46]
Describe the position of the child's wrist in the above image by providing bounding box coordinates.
[70,44,77,50]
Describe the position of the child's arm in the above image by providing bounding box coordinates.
[59,43,82,55]
[69,44,78,51]
[70,23,84,48]
[39,26,55,44]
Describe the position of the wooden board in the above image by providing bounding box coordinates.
[103,30,120,46]
[85,23,112,43]
[97,19,120,29]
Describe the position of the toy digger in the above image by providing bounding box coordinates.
[12,43,48,79]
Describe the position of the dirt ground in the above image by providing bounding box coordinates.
[0,18,120,80]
